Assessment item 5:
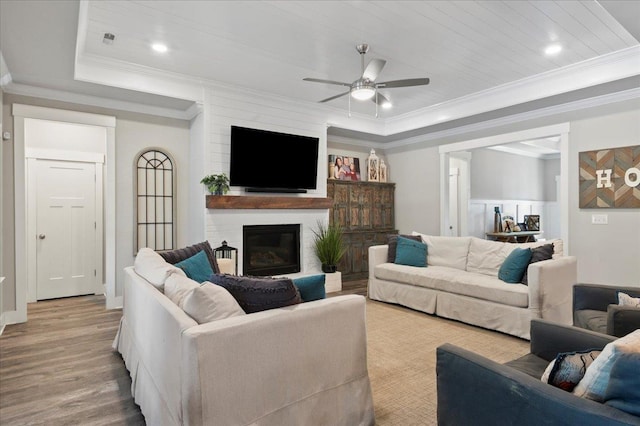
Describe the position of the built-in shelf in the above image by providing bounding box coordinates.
[206,195,333,210]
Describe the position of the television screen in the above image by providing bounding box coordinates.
[229,126,319,192]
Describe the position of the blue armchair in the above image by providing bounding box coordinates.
[436,319,640,425]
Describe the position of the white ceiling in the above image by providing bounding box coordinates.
[1,0,639,140]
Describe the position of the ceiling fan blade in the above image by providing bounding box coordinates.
[362,59,386,81]
[319,91,350,103]
[372,92,391,106]
[376,78,430,88]
[303,77,351,87]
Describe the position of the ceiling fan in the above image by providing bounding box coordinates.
[303,43,430,110]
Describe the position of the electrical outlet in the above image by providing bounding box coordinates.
[592,214,608,225]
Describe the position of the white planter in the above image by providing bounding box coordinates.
[325,271,342,293]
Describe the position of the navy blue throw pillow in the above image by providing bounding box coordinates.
[209,273,302,313]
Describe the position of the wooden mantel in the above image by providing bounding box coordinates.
[206,195,333,209]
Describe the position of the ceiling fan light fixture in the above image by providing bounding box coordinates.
[351,81,376,100]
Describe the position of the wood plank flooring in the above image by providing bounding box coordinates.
[0,279,367,425]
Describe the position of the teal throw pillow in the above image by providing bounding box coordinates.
[394,236,428,267]
[293,274,326,302]
[175,250,214,283]
[498,247,532,283]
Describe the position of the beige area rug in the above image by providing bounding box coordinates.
[365,300,530,426]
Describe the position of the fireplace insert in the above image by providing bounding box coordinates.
[243,224,301,276]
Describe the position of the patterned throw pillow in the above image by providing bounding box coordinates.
[618,291,640,307]
[573,329,640,401]
[158,241,221,274]
[541,349,601,391]
[209,273,302,314]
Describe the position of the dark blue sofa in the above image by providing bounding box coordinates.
[436,319,640,425]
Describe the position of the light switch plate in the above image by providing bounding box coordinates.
[592,214,608,225]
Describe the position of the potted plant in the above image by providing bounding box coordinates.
[312,220,346,273]
[200,173,230,195]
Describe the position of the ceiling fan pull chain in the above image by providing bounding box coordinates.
[375,90,379,118]
[348,90,352,118]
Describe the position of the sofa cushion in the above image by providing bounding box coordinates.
[603,352,640,416]
[498,247,532,283]
[521,243,554,285]
[466,237,516,277]
[541,349,601,392]
[209,274,302,313]
[387,234,422,263]
[175,250,214,283]
[164,273,200,308]
[395,236,428,267]
[374,263,529,308]
[158,241,220,274]
[573,329,640,401]
[574,309,608,334]
[182,282,245,324]
[134,247,186,291]
[292,274,326,302]
[412,233,471,270]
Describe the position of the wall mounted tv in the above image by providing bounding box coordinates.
[229,125,319,193]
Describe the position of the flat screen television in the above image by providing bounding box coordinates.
[229,125,319,193]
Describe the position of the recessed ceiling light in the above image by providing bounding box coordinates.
[151,43,168,53]
[544,43,562,56]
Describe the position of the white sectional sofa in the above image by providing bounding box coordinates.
[368,234,577,339]
[113,249,375,426]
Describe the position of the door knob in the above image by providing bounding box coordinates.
[38,234,46,239]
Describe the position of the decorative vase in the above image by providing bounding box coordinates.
[494,206,503,232]
[367,149,379,182]
[379,159,387,182]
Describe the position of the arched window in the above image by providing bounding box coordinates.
[135,149,175,252]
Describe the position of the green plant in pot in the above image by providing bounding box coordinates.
[200,173,230,195]
[312,220,346,273]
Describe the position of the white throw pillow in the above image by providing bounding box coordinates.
[465,237,515,277]
[134,248,186,291]
[572,329,640,401]
[182,282,246,324]
[164,273,200,308]
[618,292,640,307]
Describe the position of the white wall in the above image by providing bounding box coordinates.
[202,86,331,275]
[568,109,640,287]
[115,115,190,298]
[386,145,441,235]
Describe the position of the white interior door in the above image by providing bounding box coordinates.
[448,167,459,236]
[36,160,97,300]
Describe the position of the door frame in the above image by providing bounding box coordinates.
[26,153,104,302]
[9,104,116,324]
[439,122,570,253]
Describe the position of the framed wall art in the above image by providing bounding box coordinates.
[579,145,640,208]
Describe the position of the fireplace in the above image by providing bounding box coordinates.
[243,224,301,276]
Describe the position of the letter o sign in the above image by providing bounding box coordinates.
[625,167,640,188]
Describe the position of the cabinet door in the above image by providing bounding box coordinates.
[349,184,374,230]
[329,181,349,228]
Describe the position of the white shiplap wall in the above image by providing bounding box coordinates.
[203,86,331,275]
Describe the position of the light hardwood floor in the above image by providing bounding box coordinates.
[0,279,367,425]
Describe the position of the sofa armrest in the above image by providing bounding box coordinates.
[436,343,640,426]
[181,295,374,426]
[527,256,577,325]
[530,319,616,361]
[368,245,389,282]
[607,304,640,337]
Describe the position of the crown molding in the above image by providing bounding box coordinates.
[384,46,640,136]
[386,87,640,149]
[3,82,200,121]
